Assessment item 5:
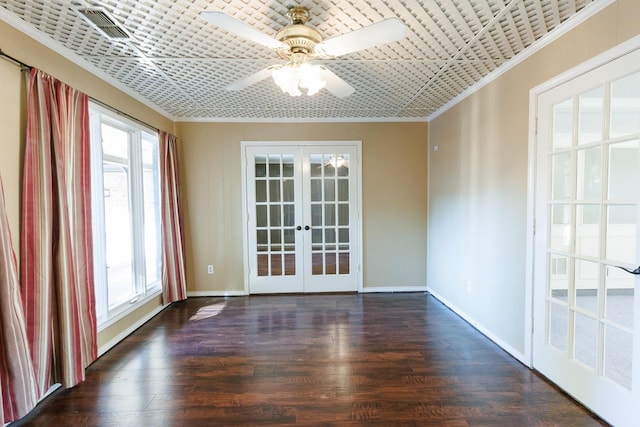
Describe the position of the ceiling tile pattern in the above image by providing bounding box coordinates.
[0,0,598,120]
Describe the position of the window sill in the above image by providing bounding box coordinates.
[97,287,163,332]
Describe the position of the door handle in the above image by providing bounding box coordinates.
[305,225,310,231]
[296,226,302,231]
[615,265,640,275]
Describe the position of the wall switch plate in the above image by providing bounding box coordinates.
[207,265,214,275]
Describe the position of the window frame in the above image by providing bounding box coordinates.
[89,103,162,329]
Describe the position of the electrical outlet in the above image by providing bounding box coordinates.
[207,265,214,275]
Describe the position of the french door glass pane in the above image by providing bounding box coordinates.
[578,86,604,145]
[552,152,572,200]
[550,204,571,252]
[606,205,637,264]
[576,205,600,257]
[575,259,599,313]
[608,140,639,200]
[604,325,633,389]
[605,267,634,329]
[610,72,640,138]
[574,312,598,370]
[553,98,573,149]
[549,301,568,353]
[577,147,602,200]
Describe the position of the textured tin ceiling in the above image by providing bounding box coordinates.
[0,0,601,121]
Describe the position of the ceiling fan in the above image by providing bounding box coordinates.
[200,6,408,98]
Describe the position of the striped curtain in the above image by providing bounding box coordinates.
[0,178,38,424]
[159,131,187,303]
[21,69,97,395]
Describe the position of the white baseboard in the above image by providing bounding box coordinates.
[361,286,428,293]
[187,290,248,297]
[98,304,168,357]
[188,288,427,296]
[427,287,528,366]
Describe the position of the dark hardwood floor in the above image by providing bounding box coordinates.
[16,293,606,426]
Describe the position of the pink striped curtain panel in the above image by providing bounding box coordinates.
[159,131,187,303]
[21,69,97,396]
[0,179,38,424]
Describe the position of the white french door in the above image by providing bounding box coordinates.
[533,48,640,426]
[243,142,361,294]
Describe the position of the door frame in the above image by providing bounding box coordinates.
[524,36,640,423]
[240,140,363,294]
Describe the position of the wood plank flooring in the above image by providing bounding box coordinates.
[15,293,606,426]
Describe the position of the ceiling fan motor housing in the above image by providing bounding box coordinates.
[275,6,322,62]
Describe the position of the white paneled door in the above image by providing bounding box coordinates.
[243,142,361,294]
[533,48,640,426]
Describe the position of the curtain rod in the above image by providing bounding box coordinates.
[0,49,32,71]
[89,97,160,133]
[0,48,160,133]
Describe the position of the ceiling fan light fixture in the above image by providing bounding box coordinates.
[272,63,326,97]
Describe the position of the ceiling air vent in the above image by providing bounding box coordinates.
[76,8,131,40]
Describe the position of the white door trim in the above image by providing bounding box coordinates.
[240,140,363,294]
[525,35,640,367]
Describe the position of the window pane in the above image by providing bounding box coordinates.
[102,124,128,158]
[103,160,135,308]
[142,137,161,288]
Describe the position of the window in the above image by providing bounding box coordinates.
[89,104,162,327]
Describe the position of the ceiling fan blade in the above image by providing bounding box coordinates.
[315,18,407,58]
[320,67,355,98]
[201,11,287,50]
[226,67,274,91]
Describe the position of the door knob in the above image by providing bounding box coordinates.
[305,225,310,230]
[296,225,302,231]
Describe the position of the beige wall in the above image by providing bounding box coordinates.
[427,0,640,356]
[0,57,24,250]
[0,20,175,348]
[175,121,429,294]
